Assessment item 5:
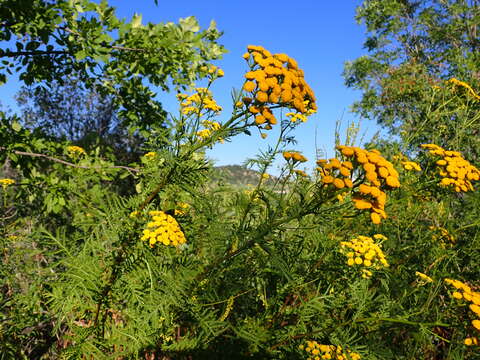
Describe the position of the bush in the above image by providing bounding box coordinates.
[1,41,480,360]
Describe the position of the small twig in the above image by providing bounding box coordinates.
[1,147,139,173]
[62,26,146,52]
[0,50,68,57]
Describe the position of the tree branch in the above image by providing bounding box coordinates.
[0,50,69,58]
[0,147,139,173]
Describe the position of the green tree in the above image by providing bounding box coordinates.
[0,0,225,130]
[16,78,148,163]
[344,0,480,158]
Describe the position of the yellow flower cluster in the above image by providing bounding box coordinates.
[206,64,224,78]
[300,341,361,360]
[448,78,480,101]
[285,112,307,123]
[293,169,308,178]
[242,45,317,131]
[143,152,156,159]
[66,145,86,156]
[401,161,421,171]
[316,158,354,189]
[174,202,190,216]
[0,178,15,190]
[420,144,480,192]
[415,271,433,283]
[140,211,186,248]
[444,278,480,346]
[283,151,308,163]
[179,88,222,116]
[196,120,223,143]
[318,146,400,224]
[340,234,389,278]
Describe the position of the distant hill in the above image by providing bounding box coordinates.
[212,165,275,187]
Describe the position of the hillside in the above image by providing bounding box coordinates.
[212,165,274,187]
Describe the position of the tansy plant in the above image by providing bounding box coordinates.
[1,36,480,360]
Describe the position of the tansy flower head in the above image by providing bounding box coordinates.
[415,271,433,283]
[447,78,480,101]
[340,235,389,278]
[0,178,15,190]
[335,145,399,224]
[180,88,222,115]
[421,144,480,192]
[301,340,361,360]
[243,45,316,132]
[143,152,157,159]
[66,146,86,156]
[283,151,307,163]
[316,146,398,224]
[140,210,186,248]
[196,120,224,144]
[445,277,480,341]
[174,202,190,216]
[402,161,422,171]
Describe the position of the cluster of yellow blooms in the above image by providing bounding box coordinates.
[293,169,308,178]
[444,278,480,346]
[401,161,421,171]
[66,145,86,156]
[340,234,389,278]
[300,341,361,360]
[317,146,400,224]
[196,120,223,143]
[420,144,480,192]
[283,151,308,163]
[202,64,224,79]
[179,88,222,116]
[415,271,434,283]
[140,210,187,248]
[0,178,15,190]
[143,152,156,159]
[174,202,190,216]
[241,45,317,131]
[447,78,480,101]
[285,112,308,123]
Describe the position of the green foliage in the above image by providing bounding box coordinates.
[0,0,225,130]
[1,2,480,359]
[344,0,480,159]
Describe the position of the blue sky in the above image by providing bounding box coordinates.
[1,0,380,173]
[110,0,379,172]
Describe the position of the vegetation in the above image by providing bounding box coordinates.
[344,0,480,160]
[1,1,479,359]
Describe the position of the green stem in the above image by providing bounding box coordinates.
[350,316,449,328]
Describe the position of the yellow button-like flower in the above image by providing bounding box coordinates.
[452,291,463,299]
[0,178,15,190]
[243,81,256,92]
[66,145,86,156]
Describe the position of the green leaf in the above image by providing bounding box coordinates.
[179,16,200,33]
[12,121,21,132]
[75,50,88,60]
[131,13,142,29]
[208,19,217,31]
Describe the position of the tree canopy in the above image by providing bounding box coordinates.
[344,0,480,158]
[0,0,225,128]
